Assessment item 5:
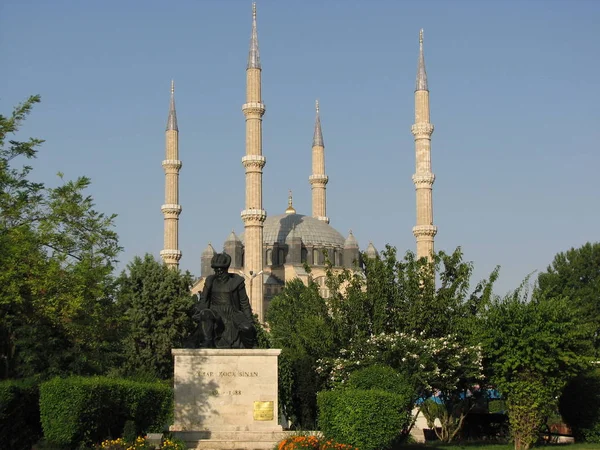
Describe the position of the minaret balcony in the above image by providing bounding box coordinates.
[411,123,434,138]
[242,102,266,115]
[161,204,182,218]
[412,224,438,238]
[309,174,329,185]
[241,209,267,225]
[160,249,182,263]
[412,173,436,186]
[242,155,266,170]
[162,159,182,170]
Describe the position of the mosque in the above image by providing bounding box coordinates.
[159,4,437,322]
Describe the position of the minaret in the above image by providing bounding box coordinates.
[411,29,437,260]
[160,80,182,268]
[241,2,267,321]
[309,100,329,223]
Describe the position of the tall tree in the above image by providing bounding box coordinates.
[267,246,498,435]
[0,96,121,379]
[116,254,196,380]
[266,278,336,428]
[325,246,497,344]
[479,283,593,450]
[537,242,600,352]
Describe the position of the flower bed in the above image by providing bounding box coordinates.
[96,435,185,450]
[277,434,357,450]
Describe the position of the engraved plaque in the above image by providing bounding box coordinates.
[253,401,274,421]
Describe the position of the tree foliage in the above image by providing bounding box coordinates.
[479,283,593,450]
[268,246,497,438]
[538,242,600,352]
[266,278,335,428]
[0,96,121,380]
[325,246,497,344]
[116,254,196,380]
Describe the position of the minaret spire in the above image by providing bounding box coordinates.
[411,29,437,260]
[312,100,324,147]
[416,29,428,92]
[161,80,182,268]
[166,79,178,131]
[310,99,329,223]
[241,2,267,320]
[247,2,261,69]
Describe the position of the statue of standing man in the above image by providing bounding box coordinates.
[194,253,256,349]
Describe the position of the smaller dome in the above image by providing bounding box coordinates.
[344,230,358,248]
[225,230,241,243]
[202,243,216,256]
[365,242,379,259]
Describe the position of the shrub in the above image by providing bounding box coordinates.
[276,434,357,450]
[317,389,410,450]
[277,434,320,449]
[488,399,506,414]
[96,436,153,450]
[40,376,172,448]
[345,365,416,400]
[160,436,186,450]
[0,378,42,450]
[559,368,600,443]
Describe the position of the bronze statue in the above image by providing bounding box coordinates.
[193,253,256,349]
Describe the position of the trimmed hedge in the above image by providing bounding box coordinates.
[317,389,411,450]
[40,376,172,449]
[0,378,42,450]
[346,364,416,400]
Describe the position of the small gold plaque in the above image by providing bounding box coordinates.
[253,401,274,421]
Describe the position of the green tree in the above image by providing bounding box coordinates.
[266,278,335,429]
[480,283,593,450]
[326,246,497,344]
[538,242,600,352]
[116,254,196,380]
[268,246,497,438]
[0,96,121,379]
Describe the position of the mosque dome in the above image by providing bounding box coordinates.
[261,213,345,247]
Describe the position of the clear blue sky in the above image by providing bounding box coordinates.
[2,0,599,296]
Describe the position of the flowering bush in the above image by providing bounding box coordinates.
[278,434,320,449]
[96,435,185,450]
[318,332,483,392]
[97,436,153,450]
[160,437,186,450]
[317,331,484,443]
[318,440,357,450]
[277,434,357,450]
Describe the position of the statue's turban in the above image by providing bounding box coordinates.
[211,252,232,269]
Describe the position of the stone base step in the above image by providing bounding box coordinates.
[173,430,294,450]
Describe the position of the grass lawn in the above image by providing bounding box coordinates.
[398,444,600,450]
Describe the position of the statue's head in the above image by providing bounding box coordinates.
[211,252,232,276]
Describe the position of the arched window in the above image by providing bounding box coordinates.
[266,249,273,266]
[314,276,330,299]
[313,249,320,265]
[301,247,308,263]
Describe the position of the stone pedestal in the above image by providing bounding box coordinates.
[171,349,289,449]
